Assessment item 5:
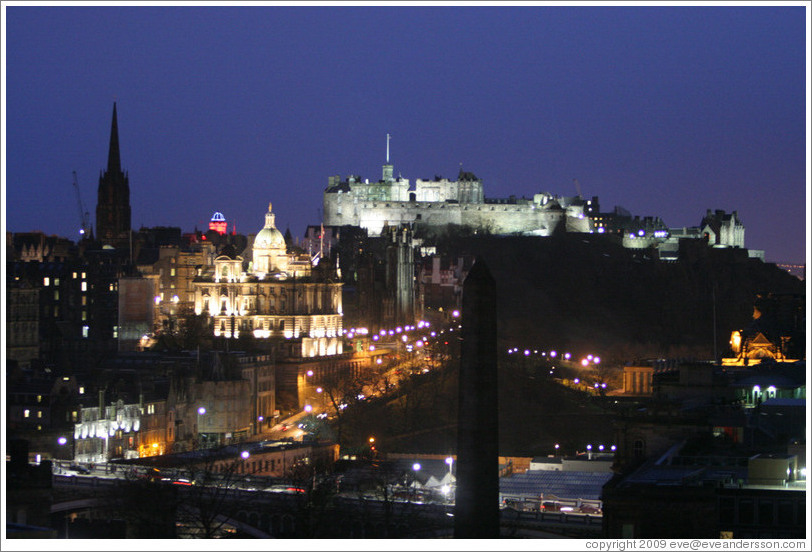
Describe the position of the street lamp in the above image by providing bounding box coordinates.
[197,407,206,449]
[57,436,72,463]
[412,462,421,498]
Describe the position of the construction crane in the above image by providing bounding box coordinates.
[72,171,90,237]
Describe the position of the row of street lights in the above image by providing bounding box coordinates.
[508,347,602,365]
[553,442,617,455]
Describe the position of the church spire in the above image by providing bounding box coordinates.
[96,101,131,248]
[107,102,121,174]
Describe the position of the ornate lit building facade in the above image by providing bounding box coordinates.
[192,203,344,358]
[722,293,804,367]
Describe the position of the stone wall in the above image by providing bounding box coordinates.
[323,194,583,237]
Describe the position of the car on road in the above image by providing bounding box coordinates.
[138,467,163,481]
[68,464,91,475]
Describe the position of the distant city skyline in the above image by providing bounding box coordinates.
[3,3,809,264]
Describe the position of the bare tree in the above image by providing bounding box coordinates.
[106,453,261,538]
[102,467,179,537]
[320,368,369,448]
[172,454,259,538]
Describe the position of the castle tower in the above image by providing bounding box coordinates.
[95,102,132,248]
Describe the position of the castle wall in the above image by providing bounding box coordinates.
[323,192,581,237]
[463,203,569,235]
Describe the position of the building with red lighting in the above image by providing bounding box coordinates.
[209,212,228,235]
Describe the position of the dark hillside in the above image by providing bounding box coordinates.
[339,360,615,457]
[336,233,802,458]
[432,234,804,362]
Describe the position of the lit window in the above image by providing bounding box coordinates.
[81,272,86,279]
[79,387,85,394]
[44,277,50,286]
[54,290,60,300]
[55,278,60,286]
[24,409,30,418]
[170,268,176,276]
[72,272,77,279]
[37,411,42,418]
[82,311,87,321]
[37,395,42,403]
[113,326,118,338]
[82,296,87,306]
[82,326,89,338]
[37,425,42,431]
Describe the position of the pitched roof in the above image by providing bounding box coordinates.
[499,471,613,501]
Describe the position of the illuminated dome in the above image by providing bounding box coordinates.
[254,202,285,249]
[209,211,228,235]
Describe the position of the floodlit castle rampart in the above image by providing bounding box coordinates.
[323,136,590,237]
[322,137,757,262]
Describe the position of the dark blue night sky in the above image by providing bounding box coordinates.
[4,4,808,264]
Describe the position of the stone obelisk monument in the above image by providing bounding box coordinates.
[454,256,499,538]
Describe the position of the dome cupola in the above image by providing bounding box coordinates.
[252,201,289,277]
[254,202,286,249]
